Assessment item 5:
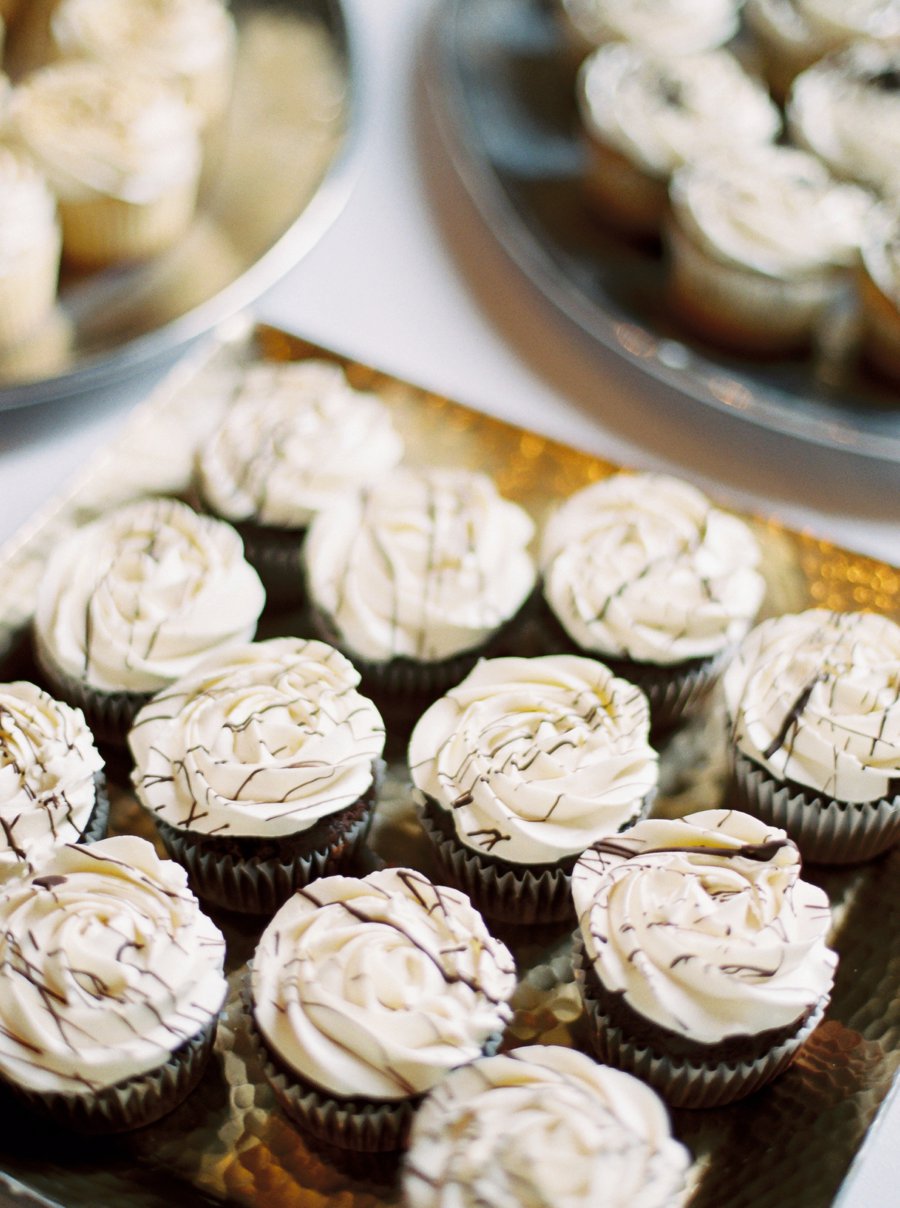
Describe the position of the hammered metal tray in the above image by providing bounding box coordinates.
[0,322,897,1207]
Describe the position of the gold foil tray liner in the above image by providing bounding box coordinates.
[0,321,897,1207]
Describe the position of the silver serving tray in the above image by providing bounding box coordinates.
[425,0,900,461]
[0,0,356,410]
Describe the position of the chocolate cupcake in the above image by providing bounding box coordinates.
[723,609,900,864]
[409,654,658,925]
[247,867,516,1151]
[572,809,837,1108]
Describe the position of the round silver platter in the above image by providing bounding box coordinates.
[0,0,355,410]
[426,0,900,462]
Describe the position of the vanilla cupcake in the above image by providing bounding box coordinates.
[572,809,838,1107]
[724,609,900,864]
[558,0,743,59]
[577,43,780,236]
[0,681,106,886]
[409,654,658,924]
[196,359,405,606]
[129,638,386,914]
[403,1046,690,1208]
[0,146,61,350]
[9,60,201,267]
[247,867,517,1151]
[33,497,265,744]
[666,144,872,352]
[539,472,766,732]
[0,835,227,1132]
[859,203,900,383]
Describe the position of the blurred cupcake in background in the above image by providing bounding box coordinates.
[858,202,900,384]
[558,0,744,61]
[0,145,60,350]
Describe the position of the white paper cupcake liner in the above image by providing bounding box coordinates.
[731,749,900,866]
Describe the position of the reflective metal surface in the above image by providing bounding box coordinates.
[0,0,355,409]
[426,0,900,461]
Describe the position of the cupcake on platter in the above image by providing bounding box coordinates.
[195,358,405,607]
[0,146,61,351]
[403,1045,690,1208]
[129,638,386,914]
[0,835,227,1133]
[247,866,517,1151]
[409,654,659,924]
[539,472,766,732]
[858,203,900,384]
[33,496,265,744]
[723,609,900,864]
[572,809,838,1108]
[558,0,743,60]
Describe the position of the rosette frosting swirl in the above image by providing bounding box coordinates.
[572,809,837,1043]
[34,497,265,694]
[540,473,765,664]
[561,0,742,56]
[724,609,900,803]
[196,359,405,528]
[129,638,385,837]
[304,467,536,663]
[0,835,227,1094]
[409,655,658,864]
[0,147,59,269]
[0,682,103,885]
[404,1045,689,1208]
[251,867,516,1100]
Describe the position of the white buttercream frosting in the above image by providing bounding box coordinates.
[578,43,780,178]
[409,655,658,864]
[724,609,900,804]
[746,0,900,59]
[862,203,900,306]
[129,638,385,838]
[573,809,837,1043]
[560,0,742,55]
[0,835,227,1094]
[9,60,201,204]
[0,682,103,885]
[404,1045,690,1208]
[251,867,516,1100]
[0,147,59,270]
[196,359,405,528]
[34,497,265,695]
[305,467,536,664]
[540,473,765,665]
[669,144,872,277]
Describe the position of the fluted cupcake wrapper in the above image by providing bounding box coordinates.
[33,634,152,747]
[571,938,827,1109]
[6,1019,218,1135]
[231,519,308,611]
[730,750,900,866]
[78,772,111,844]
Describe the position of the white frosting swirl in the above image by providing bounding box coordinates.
[540,473,765,665]
[305,468,536,664]
[669,144,872,277]
[9,61,200,204]
[0,147,59,270]
[578,44,780,178]
[34,497,265,694]
[0,682,103,885]
[409,655,658,864]
[251,867,516,1100]
[129,638,385,838]
[862,203,900,306]
[747,0,900,60]
[404,1045,689,1208]
[560,0,742,55]
[196,359,405,528]
[0,835,227,1094]
[573,809,837,1043]
[724,609,900,803]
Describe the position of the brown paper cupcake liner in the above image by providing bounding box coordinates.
[730,749,900,866]
[78,771,111,843]
[231,519,308,611]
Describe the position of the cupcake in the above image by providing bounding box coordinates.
[403,1045,690,1208]
[539,472,766,732]
[33,497,266,744]
[859,203,900,384]
[666,144,872,353]
[0,146,61,351]
[129,637,386,915]
[247,866,517,1151]
[723,609,900,864]
[558,0,743,59]
[409,654,659,924]
[195,358,405,607]
[9,59,202,267]
[572,809,838,1108]
[304,467,536,719]
[0,681,106,886]
[0,835,228,1133]
[576,43,780,236]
